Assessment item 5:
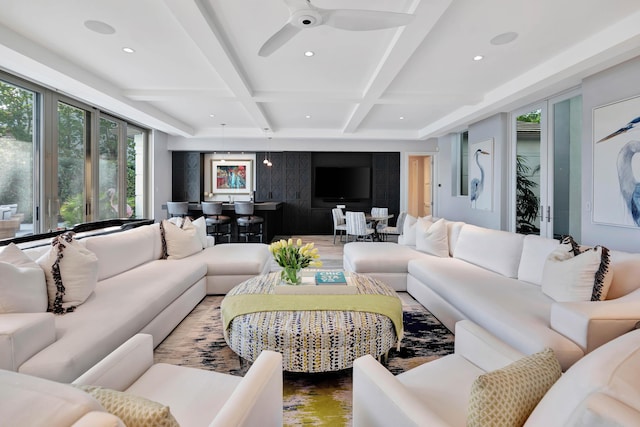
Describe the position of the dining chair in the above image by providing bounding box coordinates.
[346,211,374,242]
[379,211,406,241]
[235,201,264,242]
[202,201,232,243]
[166,201,188,218]
[332,208,347,244]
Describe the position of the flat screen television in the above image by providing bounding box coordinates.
[314,167,371,200]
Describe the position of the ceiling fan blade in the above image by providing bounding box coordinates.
[258,22,301,57]
[322,9,414,31]
[283,0,311,12]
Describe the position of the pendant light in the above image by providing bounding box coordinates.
[220,123,226,163]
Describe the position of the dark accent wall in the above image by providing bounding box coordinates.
[172,152,203,202]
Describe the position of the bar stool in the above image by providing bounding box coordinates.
[235,201,264,243]
[201,201,231,243]
[167,201,188,218]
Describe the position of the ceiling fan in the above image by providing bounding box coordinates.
[258,0,414,57]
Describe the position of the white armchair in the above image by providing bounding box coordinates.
[353,320,640,427]
[73,334,283,427]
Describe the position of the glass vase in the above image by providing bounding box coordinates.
[280,266,302,285]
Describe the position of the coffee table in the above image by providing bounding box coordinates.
[221,272,402,373]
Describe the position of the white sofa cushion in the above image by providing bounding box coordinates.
[344,242,432,274]
[400,214,418,246]
[416,218,449,257]
[607,250,640,300]
[83,225,158,281]
[517,235,561,286]
[445,220,465,256]
[453,224,525,278]
[525,329,640,426]
[37,234,99,314]
[0,369,107,425]
[541,242,613,302]
[191,216,209,249]
[0,243,47,313]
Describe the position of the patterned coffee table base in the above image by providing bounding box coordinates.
[224,272,399,372]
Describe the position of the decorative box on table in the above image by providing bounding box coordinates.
[274,270,358,294]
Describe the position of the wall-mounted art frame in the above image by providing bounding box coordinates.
[211,160,253,194]
[592,94,640,228]
[468,138,494,211]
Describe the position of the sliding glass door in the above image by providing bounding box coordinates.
[512,91,582,239]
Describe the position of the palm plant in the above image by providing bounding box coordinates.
[516,155,540,234]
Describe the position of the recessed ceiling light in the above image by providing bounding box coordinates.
[209,114,215,118]
[490,32,518,46]
[399,116,405,120]
[122,47,135,54]
[84,20,115,35]
[473,55,484,61]
[305,115,312,119]
[304,51,315,57]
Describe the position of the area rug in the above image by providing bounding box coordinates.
[154,293,454,426]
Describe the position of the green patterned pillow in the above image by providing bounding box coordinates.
[467,348,562,427]
[76,385,179,427]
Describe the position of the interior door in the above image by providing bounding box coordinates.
[512,92,582,239]
[408,155,432,217]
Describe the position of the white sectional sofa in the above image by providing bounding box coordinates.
[0,222,271,383]
[344,219,640,370]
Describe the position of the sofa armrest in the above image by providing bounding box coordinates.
[0,313,55,371]
[211,350,283,427]
[550,288,640,353]
[71,411,125,427]
[352,354,450,427]
[73,334,154,391]
[454,320,525,372]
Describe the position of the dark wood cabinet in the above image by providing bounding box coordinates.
[372,153,401,226]
[255,152,284,202]
[283,152,312,235]
[172,152,203,202]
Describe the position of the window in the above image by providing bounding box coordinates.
[0,79,38,237]
[0,71,148,239]
[453,130,469,196]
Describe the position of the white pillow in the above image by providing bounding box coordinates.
[416,218,449,257]
[541,238,613,302]
[191,216,208,249]
[161,218,203,260]
[37,233,98,314]
[0,243,48,313]
[400,214,418,246]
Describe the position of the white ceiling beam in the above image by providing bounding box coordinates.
[162,0,272,131]
[342,0,454,134]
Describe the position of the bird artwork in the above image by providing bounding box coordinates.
[469,148,490,208]
[596,116,640,227]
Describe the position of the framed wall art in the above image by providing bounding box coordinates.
[592,94,640,228]
[211,160,253,194]
[469,138,494,211]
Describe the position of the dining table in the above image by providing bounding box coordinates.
[365,212,394,241]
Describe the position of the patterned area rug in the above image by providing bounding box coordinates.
[154,293,454,426]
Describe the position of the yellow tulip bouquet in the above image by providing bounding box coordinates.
[269,238,322,284]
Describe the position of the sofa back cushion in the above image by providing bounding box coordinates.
[83,225,158,281]
[517,235,561,285]
[0,243,48,313]
[606,250,640,300]
[446,221,465,256]
[0,369,107,425]
[453,224,525,278]
[525,329,640,426]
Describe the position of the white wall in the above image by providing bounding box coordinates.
[149,130,172,221]
[581,56,640,252]
[435,113,509,230]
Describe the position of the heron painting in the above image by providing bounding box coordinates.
[469,139,493,210]
[593,95,640,227]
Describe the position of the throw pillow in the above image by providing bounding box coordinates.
[400,214,418,246]
[541,236,613,302]
[0,243,48,313]
[415,218,449,257]
[76,385,179,427]
[467,348,562,427]
[36,232,99,314]
[160,218,203,260]
[191,216,209,249]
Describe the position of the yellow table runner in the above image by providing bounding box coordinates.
[221,293,404,345]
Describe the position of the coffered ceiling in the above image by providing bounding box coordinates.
[1,0,639,142]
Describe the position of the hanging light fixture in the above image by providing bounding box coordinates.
[220,123,226,163]
[267,136,273,167]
